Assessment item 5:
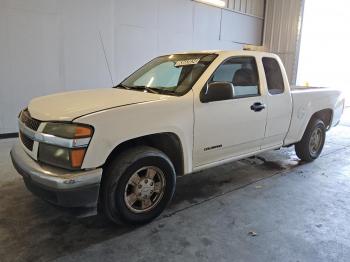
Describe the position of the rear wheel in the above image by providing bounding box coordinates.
[295,119,326,162]
[101,146,176,225]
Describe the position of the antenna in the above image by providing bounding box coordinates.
[99,31,114,86]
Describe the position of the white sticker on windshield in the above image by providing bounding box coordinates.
[175,58,200,67]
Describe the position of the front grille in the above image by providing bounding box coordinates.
[20,131,34,151]
[20,109,41,131]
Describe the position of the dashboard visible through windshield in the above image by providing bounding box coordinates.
[115,53,218,96]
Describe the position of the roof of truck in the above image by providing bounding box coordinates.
[166,49,276,57]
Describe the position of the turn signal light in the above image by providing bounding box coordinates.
[70,148,87,168]
[75,126,93,138]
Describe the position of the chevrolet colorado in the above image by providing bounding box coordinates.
[11,50,345,225]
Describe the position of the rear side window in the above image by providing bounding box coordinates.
[262,57,285,95]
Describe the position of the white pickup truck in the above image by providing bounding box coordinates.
[11,50,344,225]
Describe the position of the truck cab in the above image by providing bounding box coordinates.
[193,52,293,169]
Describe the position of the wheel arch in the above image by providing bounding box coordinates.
[297,108,333,143]
[309,108,333,130]
[103,132,185,176]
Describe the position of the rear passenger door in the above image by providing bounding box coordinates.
[193,56,268,167]
[261,56,293,149]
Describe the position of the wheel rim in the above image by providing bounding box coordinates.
[124,166,166,214]
[309,127,323,156]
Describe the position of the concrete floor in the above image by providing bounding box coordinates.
[1,109,350,262]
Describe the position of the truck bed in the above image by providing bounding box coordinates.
[291,85,328,91]
[284,86,343,146]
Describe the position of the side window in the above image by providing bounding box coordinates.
[210,57,260,98]
[262,57,285,95]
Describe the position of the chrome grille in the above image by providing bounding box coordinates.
[20,110,41,131]
[20,131,34,151]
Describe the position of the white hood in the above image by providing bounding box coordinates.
[28,88,165,121]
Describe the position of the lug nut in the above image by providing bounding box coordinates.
[138,185,142,189]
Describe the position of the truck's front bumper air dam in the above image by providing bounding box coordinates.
[10,143,103,208]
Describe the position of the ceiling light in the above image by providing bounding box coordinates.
[195,0,226,8]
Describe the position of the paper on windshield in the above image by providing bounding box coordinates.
[175,59,200,67]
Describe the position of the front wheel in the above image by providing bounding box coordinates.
[101,146,176,225]
[295,119,326,162]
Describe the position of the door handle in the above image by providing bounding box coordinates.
[250,102,266,112]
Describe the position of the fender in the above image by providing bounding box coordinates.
[74,93,194,174]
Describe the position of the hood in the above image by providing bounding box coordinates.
[28,88,165,121]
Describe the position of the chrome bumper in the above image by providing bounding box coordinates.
[10,142,103,207]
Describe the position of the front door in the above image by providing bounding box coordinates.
[193,56,267,167]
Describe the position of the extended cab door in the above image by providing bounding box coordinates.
[260,56,293,149]
[193,56,268,168]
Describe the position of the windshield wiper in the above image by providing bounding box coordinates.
[115,83,132,90]
[116,84,166,94]
[132,86,160,94]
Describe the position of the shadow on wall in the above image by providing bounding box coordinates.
[0,0,263,134]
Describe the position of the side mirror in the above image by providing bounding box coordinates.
[200,82,235,103]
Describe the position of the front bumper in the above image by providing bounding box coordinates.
[10,143,103,208]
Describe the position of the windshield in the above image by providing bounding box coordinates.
[116,54,218,96]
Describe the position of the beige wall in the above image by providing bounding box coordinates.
[228,0,265,18]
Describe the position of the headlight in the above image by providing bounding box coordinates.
[43,123,93,139]
[38,123,93,170]
[38,144,87,170]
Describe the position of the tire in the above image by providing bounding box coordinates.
[295,119,326,162]
[101,146,176,225]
